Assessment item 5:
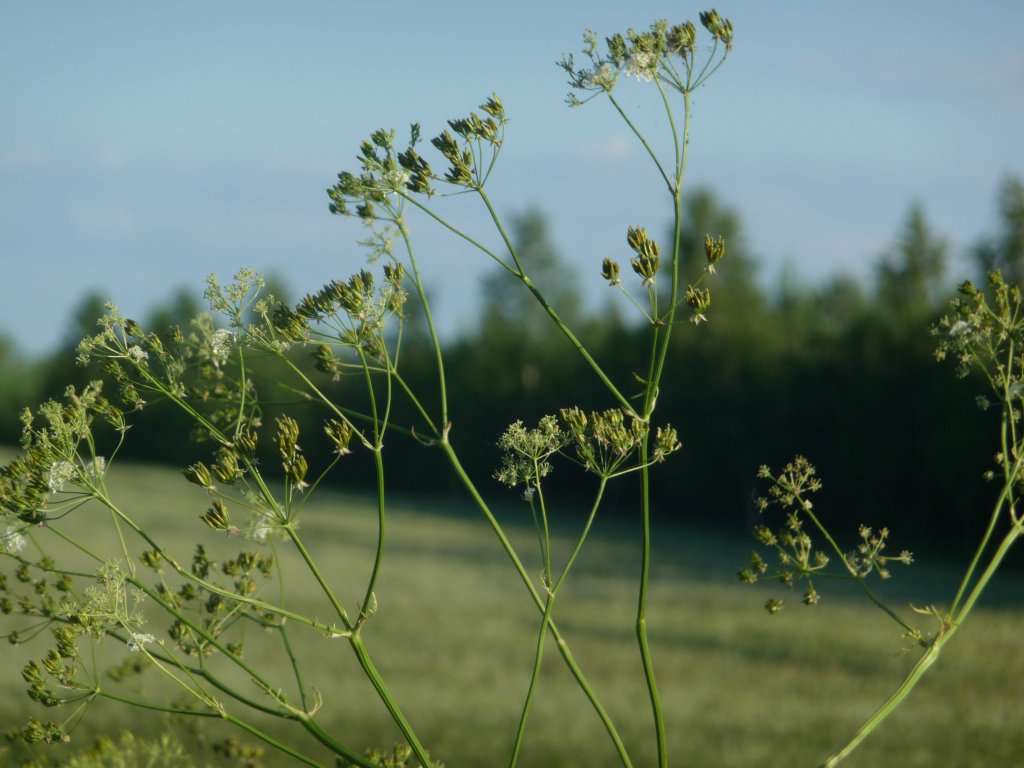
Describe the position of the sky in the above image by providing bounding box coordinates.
[2,1,1022,357]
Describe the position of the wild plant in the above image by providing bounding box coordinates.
[740,271,1024,765]
[0,9,1017,768]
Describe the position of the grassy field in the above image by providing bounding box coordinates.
[1,453,1022,767]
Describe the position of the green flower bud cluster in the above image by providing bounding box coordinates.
[704,234,726,273]
[432,96,505,188]
[849,526,913,580]
[276,415,308,490]
[601,257,621,286]
[699,10,734,50]
[559,13,734,104]
[743,457,912,613]
[684,285,711,324]
[1,383,119,524]
[325,418,356,455]
[200,499,233,532]
[22,717,67,744]
[560,406,647,477]
[494,416,565,489]
[627,226,660,285]
[267,268,405,363]
[212,446,242,485]
[327,95,506,221]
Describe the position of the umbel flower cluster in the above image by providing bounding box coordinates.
[740,457,912,613]
[558,13,733,103]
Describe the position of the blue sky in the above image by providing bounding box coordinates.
[2,1,1022,356]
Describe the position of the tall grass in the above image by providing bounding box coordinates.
[3,455,1020,767]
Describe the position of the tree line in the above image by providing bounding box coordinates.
[2,175,1023,551]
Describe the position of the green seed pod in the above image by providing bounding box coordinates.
[289,454,308,487]
[325,419,355,454]
[200,499,232,532]
[212,449,240,485]
[183,461,213,489]
[704,234,726,272]
[601,258,621,285]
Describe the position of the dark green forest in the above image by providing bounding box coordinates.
[3,175,1023,555]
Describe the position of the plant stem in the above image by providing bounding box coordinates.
[440,441,634,768]
[350,632,434,768]
[509,591,555,768]
[635,440,667,768]
[821,521,1022,766]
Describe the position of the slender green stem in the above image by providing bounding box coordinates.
[280,623,310,714]
[286,527,352,631]
[798,501,915,634]
[509,591,555,768]
[358,447,388,628]
[949,424,1024,615]
[822,515,1023,765]
[606,93,673,194]
[646,91,691,407]
[401,193,513,271]
[397,222,448,430]
[349,633,434,768]
[440,441,634,768]
[474,187,636,416]
[635,440,666,768]
[512,479,607,766]
[222,711,330,768]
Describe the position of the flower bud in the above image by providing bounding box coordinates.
[183,462,214,489]
[601,258,621,285]
[704,234,725,273]
[212,449,240,485]
[325,419,355,455]
[200,499,232,531]
[288,454,308,487]
[685,285,711,323]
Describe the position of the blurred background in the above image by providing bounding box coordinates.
[2,1,1023,550]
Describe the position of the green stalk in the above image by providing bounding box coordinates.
[440,441,634,768]
[635,440,667,768]
[512,479,608,766]
[821,518,1023,765]
[475,187,635,416]
[287,527,431,765]
[358,446,388,628]
[509,592,555,768]
[398,223,448,430]
[350,632,434,768]
[221,711,330,768]
[285,527,352,631]
[128,578,375,766]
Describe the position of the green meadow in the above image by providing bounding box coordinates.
[2,455,1022,767]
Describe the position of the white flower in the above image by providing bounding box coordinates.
[249,511,276,543]
[382,168,410,194]
[588,63,617,89]
[625,51,657,81]
[949,320,972,337]
[211,328,234,366]
[126,632,156,652]
[48,461,76,493]
[126,345,149,363]
[2,526,27,554]
[86,456,107,478]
